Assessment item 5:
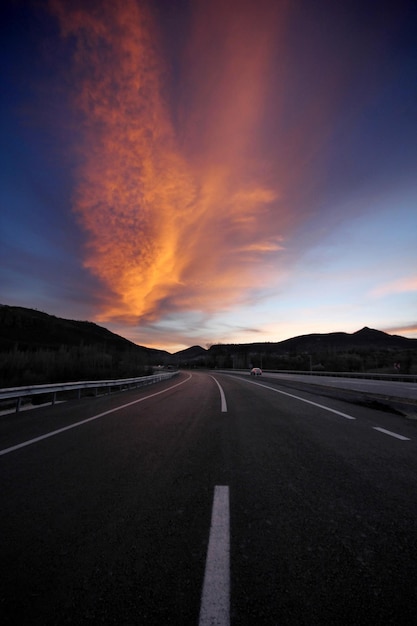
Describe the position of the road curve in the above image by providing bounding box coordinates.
[219,369,417,402]
[1,370,417,624]
[266,371,417,400]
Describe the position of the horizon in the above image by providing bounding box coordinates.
[1,303,413,355]
[1,0,416,351]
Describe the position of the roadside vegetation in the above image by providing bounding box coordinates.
[195,345,417,375]
[0,305,162,388]
[0,345,150,388]
[2,344,415,389]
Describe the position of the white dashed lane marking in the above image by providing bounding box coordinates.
[373,427,410,441]
[210,376,228,412]
[199,485,230,626]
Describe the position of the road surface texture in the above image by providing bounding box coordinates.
[1,370,417,624]
[263,371,417,402]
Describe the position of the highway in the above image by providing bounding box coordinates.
[1,370,417,624]
[261,371,417,402]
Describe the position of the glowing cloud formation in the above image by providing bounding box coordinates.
[50,0,288,325]
[19,0,413,351]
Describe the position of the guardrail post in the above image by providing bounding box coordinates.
[16,396,21,413]
[52,392,56,406]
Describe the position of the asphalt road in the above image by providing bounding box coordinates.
[1,371,417,625]
[262,371,417,401]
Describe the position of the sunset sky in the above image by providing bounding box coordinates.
[1,0,416,352]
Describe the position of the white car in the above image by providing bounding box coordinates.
[250,367,262,376]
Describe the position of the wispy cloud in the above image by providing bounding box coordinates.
[371,276,417,298]
[46,0,417,346]
[383,324,417,337]
[50,0,293,327]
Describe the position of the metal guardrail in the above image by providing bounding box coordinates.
[220,369,417,383]
[0,371,179,413]
[264,370,417,383]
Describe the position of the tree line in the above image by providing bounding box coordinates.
[1,343,416,389]
[0,344,151,388]
[188,346,416,374]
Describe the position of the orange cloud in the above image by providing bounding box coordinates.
[50,0,293,325]
[383,324,417,337]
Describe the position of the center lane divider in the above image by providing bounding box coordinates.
[210,376,228,412]
[199,485,230,626]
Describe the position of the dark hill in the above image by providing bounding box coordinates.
[352,326,414,348]
[172,345,207,360]
[3,305,416,359]
[205,327,417,356]
[203,327,417,373]
[276,327,417,353]
[174,345,206,357]
[0,304,169,361]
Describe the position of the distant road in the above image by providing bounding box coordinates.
[231,370,417,402]
[1,371,417,624]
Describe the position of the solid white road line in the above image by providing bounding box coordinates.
[244,379,356,419]
[210,376,228,412]
[199,485,230,626]
[0,374,192,457]
[243,378,412,441]
[373,427,410,441]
